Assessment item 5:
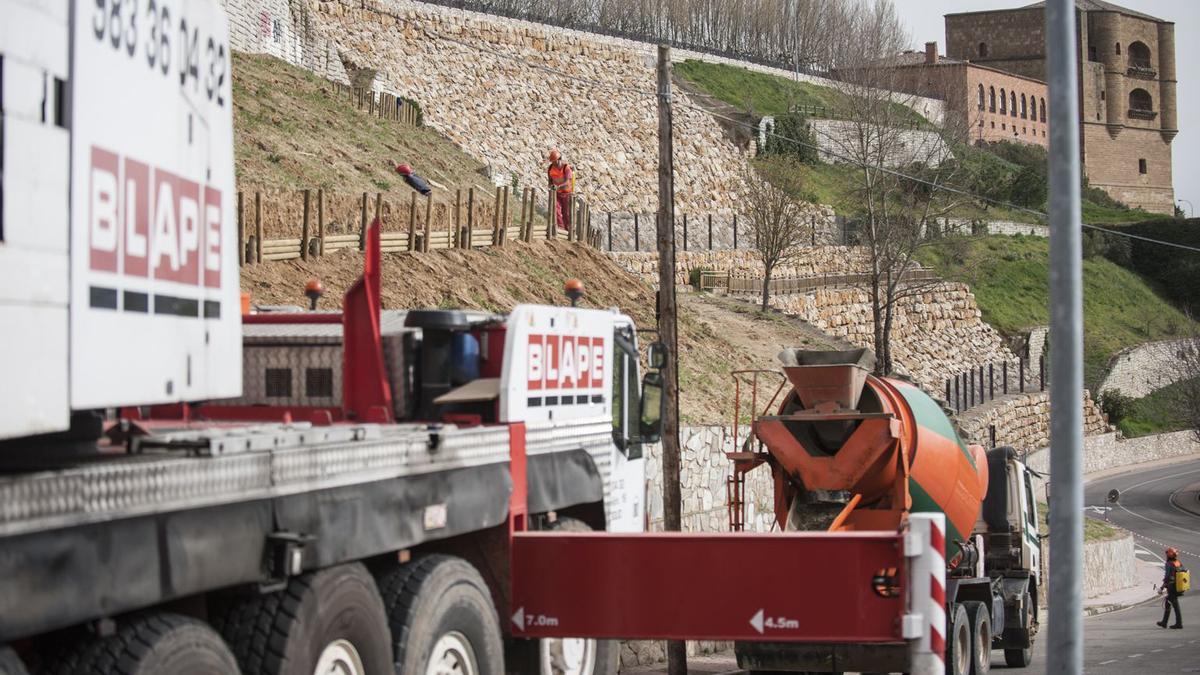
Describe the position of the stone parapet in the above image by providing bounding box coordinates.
[1098,338,1194,398]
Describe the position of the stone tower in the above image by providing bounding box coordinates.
[945,1,1177,214]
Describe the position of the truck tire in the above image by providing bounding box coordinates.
[945,604,971,675]
[963,601,991,675]
[43,613,237,675]
[509,518,619,675]
[217,562,392,675]
[0,646,28,675]
[378,554,504,675]
[1003,590,1033,668]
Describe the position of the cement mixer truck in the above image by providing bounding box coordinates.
[730,349,1042,674]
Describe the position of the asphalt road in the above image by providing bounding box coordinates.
[1014,458,1200,673]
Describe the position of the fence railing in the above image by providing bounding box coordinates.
[945,354,1046,415]
[329,83,421,126]
[238,187,603,265]
[722,268,939,295]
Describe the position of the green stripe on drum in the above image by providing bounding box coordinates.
[892,381,975,469]
[911,479,967,552]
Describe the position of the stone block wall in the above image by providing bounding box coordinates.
[770,282,1015,394]
[1082,534,1137,598]
[1024,429,1200,477]
[1098,338,1194,398]
[956,391,1110,452]
[303,0,753,225]
[610,244,865,289]
[220,0,352,84]
[810,120,952,168]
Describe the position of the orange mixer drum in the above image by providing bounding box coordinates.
[752,350,988,547]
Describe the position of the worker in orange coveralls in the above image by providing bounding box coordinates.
[546,149,573,232]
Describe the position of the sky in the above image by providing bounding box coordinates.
[893,0,1199,215]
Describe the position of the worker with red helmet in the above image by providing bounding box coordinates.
[546,149,574,232]
[394,162,433,196]
[1157,547,1185,629]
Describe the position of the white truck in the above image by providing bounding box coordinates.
[0,2,661,673]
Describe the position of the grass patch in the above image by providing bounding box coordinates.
[1115,378,1196,438]
[917,235,1195,389]
[1039,502,1121,542]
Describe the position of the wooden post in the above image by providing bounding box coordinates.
[466,187,475,249]
[359,192,368,251]
[408,191,418,251]
[317,188,325,256]
[566,193,575,241]
[656,45,686,675]
[524,188,534,242]
[375,193,383,235]
[682,213,688,252]
[500,186,509,245]
[454,189,462,248]
[634,213,640,252]
[237,191,244,266]
[301,189,311,260]
[492,186,502,245]
[607,212,612,251]
[546,187,554,240]
[424,194,433,252]
[254,191,263,263]
[707,213,713,250]
[733,214,738,249]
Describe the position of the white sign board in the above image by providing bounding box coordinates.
[69,0,240,407]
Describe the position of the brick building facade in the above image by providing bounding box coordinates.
[945,0,1178,214]
[881,44,1050,148]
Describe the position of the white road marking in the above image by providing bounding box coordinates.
[1116,503,1200,538]
[1129,653,1144,658]
[1151,648,1163,652]
[1099,659,1118,665]
[1118,466,1200,493]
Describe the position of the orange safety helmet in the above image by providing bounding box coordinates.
[1166,547,1179,559]
[396,163,412,175]
[548,149,561,162]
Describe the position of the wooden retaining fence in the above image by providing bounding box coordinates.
[330,83,421,126]
[239,187,602,265]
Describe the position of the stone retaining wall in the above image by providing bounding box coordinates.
[770,282,1015,393]
[305,0,754,226]
[1025,429,1200,477]
[1098,338,1194,398]
[956,391,1110,451]
[610,244,864,288]
[221,0,353,84]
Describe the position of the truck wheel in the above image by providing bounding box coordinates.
[378,554,504,675]
[43,613,237,674]
[1003,591,1033,668]
[509,518,619,675]
[963,601,991,675]
[945,604,971,675]
[217,562,392,675]
[0,646,28,675]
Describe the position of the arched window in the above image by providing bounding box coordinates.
[989,86,996,112]
[1021,93,1027,118]
[979,42,989,58]
[1128,41,1151,69]
[1040,97,1046,122]
[1129,88,1155,119]
[1030,96,1037,121]
[1011,91,1017,117]
[1115,43,1122,55]
[978,84,986,110]
[1000,88,1007,114]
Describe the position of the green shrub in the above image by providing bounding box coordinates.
[1097,390,1135,424]
[762,112,819,164]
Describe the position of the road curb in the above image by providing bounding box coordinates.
[1169,483,1200,518]
[1083,593,1159,617]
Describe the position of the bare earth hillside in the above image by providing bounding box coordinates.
[240,241,829,423]
[232,52,497,196]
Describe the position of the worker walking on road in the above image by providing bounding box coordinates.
[546,149,573,232]
[1157,547,1186,629]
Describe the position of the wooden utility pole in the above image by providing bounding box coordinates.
[655,44,686,675]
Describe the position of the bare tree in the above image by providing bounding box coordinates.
[744,158,814,311]
[816,8,974,375]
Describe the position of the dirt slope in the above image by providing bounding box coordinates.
[232,53,497,196]
[241,241,830,424]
